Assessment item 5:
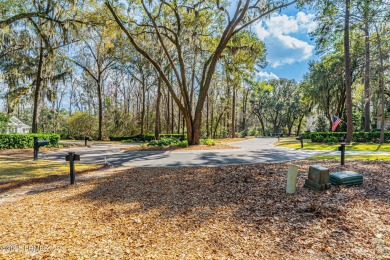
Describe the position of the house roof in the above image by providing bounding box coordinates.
[8,116,31,129]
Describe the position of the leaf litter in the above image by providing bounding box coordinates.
[0,159,388,259]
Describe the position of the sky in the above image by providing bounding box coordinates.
[253,5,319,82]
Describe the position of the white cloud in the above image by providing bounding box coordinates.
[255,11,317,68]
[296,12,317,33]
[264,14,299,35]
[257,71,279,80]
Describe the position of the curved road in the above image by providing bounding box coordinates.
[44,138,325,167]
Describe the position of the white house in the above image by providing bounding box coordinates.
[6,116,31,134]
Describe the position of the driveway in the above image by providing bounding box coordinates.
[43,138,325,167]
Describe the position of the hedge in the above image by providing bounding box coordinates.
[302,131,390,143]
[110,134,186,142]
[0,133,60,149]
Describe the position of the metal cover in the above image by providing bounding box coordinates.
[329,171,363,186]
[304,179,331,191]
[308,165,330,184]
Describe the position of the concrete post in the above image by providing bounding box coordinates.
[286,164,299,194]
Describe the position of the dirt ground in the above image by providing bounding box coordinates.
[0,160,389,259]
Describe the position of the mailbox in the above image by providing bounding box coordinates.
[66,153,80,161]
[66,152,80,184]
[37,140,49,147]
[33,137,49,161]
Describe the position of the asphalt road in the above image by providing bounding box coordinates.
[43,138,325,167]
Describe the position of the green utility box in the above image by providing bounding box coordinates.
[329,171,363,186]
[304,165,331,191]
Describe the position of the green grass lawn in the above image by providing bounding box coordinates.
[276,138,390,152]
[0,159,101,183]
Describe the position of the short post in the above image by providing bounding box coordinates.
[339,143,346,166]
[33,137,38,161]
[286,164,298,194]
[66,152,80,184]
[84,136,89,146]
[296,135,303,148]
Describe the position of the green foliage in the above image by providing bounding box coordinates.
[0,133,60,149]
[315,116,328,132]
[66,112,98,139]
[306,132,390,143]
[148,138,188,148]
[324,136,339,144]
[200,139,216,146]
[0,113,10,134]
[120,139,134,143]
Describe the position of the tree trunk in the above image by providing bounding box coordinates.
[213,106,227,139]
[140,78,146,136]
[344,0,353,142]
[206,94,209,138]
[171,94,174,134]
[363,17,371,131]
[242,88,249,132]
[231,84,236,138]
[257,115,266,136]
[376,25,385,143]
[166,91,170,134]
[146,90,150,133]
[296,115,305,136]
[32,40,44,133]
[177,97,181,134]
[155,77,162,140]
[97,79,103,140]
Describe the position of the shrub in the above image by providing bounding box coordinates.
[324,136,338,144]
[200,139,216,146]
[148,138,188,147]
[0,133,60,149]
[67,112,97,139]
[121,139,134,143]
[307,131,390,143]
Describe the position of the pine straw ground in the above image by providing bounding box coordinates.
[0,160,389,259]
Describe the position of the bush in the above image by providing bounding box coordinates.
[148,138,188,147]
[324,136,338,144]
[0,133,60,149]
[67,112,98,139]
[200,139,216,146]
[159,134,186,140]
[307,131,390,143]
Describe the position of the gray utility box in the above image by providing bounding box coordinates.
[329,171,363,186]
[304,165,331,191]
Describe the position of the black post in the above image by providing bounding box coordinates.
[339,143,346,166]
[69,152,75,184]
[85,136,88,146]
[300,138,303,148]
[33,137,38,161]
